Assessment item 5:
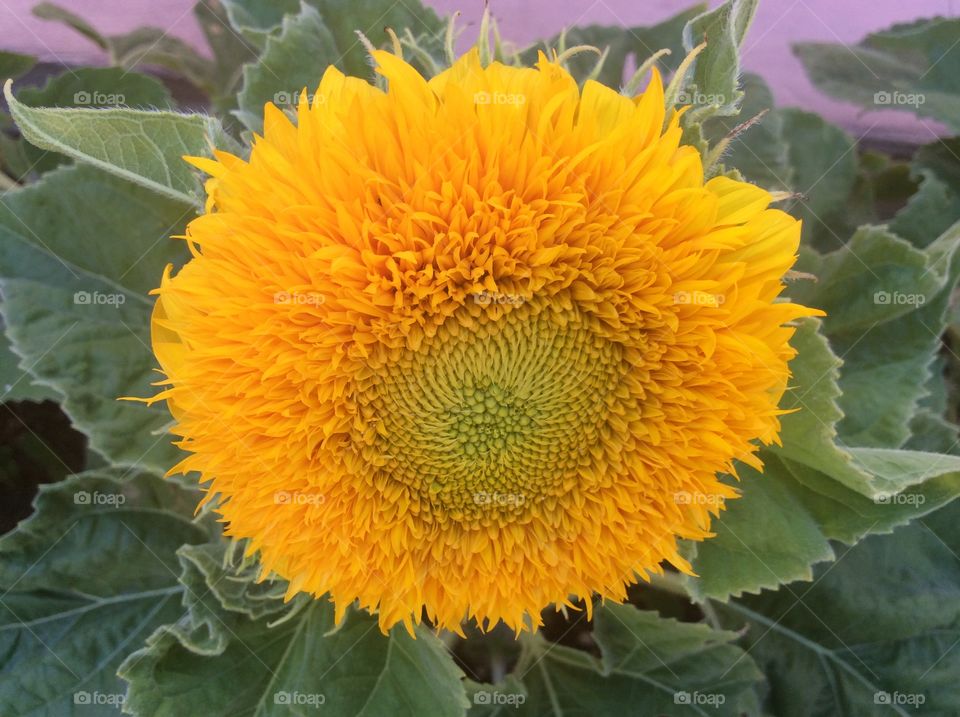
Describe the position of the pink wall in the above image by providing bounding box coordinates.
[1,0,955,141]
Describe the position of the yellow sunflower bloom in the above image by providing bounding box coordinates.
[149,49,820,635]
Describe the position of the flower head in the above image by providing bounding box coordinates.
[150,49,819,634]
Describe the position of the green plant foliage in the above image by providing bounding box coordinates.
[0,3,959,717]
[0,164,191,471]
[0,470,215,716]
[795,17,960,131]
[521,5,705,88]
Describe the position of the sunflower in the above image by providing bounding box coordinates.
[149,48,819,635]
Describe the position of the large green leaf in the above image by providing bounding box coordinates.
[795,17,960,131]
[0,164,191,471]
[690,315,960,600]
[235,2,339,132]
[4,81,226,207]
[8,67,173,178]
[792,224,960,447]
[121,601,469,717]
[720,498,960,716]
[493,603,762,716]
[0,469,213,717]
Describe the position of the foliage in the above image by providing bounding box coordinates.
[1,2,959,715]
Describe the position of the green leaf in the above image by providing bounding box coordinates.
[0,325,57,402]
[120,601,469,717]
[718,106,858,249]
[0,163,191,471]
[223,0,444,78]
[171,541,296,655]
[32,1,107,49]
[34,2,217,97]
[9,67,173,178]
[310,0,444,81]
[688,452,960,600]
[0,51,36,82]
[222,0,299,47]
[772,316,960,497]
[194,0,259,112]
[4,80,224,207]
[690,314,960,600]
[505,603,762,715]
[792,224,960,447]
[107,28,213,90]
[0,469,212,717]
[720,499,960,715]
[681,0,758,117]
[235,3,339,132]
[891,138,960,249]
[795,17,960,131]
[521,5,706,89]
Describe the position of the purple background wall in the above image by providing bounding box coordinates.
[1,0,956,141]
